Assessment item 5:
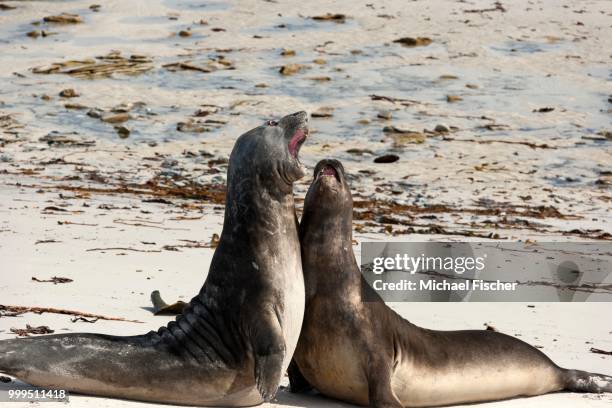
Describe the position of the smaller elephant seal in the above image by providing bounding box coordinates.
[289,158,612,407]
[0,111,310,406]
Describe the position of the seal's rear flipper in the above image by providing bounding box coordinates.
[563,369,612,393]
[0,339,23,377]
[150,290,187,315]
[0,332,168,393]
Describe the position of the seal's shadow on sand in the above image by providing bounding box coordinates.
[273,388,356,407]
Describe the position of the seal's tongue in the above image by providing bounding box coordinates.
[288,128,306,159]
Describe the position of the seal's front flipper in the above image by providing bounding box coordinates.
[367,360,403,408]
[288,359,312,393]
[250,307,286,402]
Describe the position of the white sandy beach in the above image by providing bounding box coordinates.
[0,0,611,407]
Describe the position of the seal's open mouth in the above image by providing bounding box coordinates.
[316,164,339,181]
[288,128,308,160]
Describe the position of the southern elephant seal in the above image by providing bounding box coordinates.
[0,111,310,406]
[289,158,612,407]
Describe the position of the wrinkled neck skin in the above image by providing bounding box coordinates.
[222,159,297,260]
[299,206,358,300]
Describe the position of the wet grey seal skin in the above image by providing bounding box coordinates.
[289,158,612,407]
[0,111,310,406]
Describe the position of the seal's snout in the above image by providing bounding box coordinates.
[288,111,308,123]
[314,159,344,183]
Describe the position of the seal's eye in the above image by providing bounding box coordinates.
[266,120,278,127]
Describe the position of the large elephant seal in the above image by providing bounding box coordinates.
[0,111,310,406]
[289,158,612,407]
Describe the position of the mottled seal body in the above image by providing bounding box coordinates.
[290,159,612,407]
[0,111,310,406]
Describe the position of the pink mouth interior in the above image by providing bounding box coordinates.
[288,129,306,158]
[321,165,336,177]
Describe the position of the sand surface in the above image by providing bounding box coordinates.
[0,0,611,407]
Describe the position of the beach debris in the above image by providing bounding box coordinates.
[101,112,129,123]
[34,239,60,244]
[478,123,509,131]
[65,102,87,110]
[164,56,234,73]
[464,2,506,13]
[597,130,612,140]
[86,108,103,118]
[42,205,84,214]
[311,107,334,118]
[31,276,73,284]
[210,233,220,248]
[193,106,219,117]
[43,13,82,24]
[164,61,213,73]
[10,324,54,337]
[115,125,130,138]
[26,30,57,38]
[38,130,96,147]
[32,51,153,79]
[443,136,553,149]
[57,220,97,226]
[71,316,99,323]
[112,102,145,113]
[26,175,227,205]
[177,119,214,133]
[279,63,305,75]
[280,48,295,56]
[0,113,22,136]
[178,29,191,37]
[390,132,426,146]
[86,246,163,252]
[39,131,95,147]
[466,83,479,89]
[0,304,142,323]
[308,76,331,82]
[313,58,326,65]
[446,95,463,103]
[26,30,40,38]
[374,154,400,163]
[346,148,374,156]
[438,74,459,81]
[383,125,417,134]
[90,4,101,12]
[383,126,427,144]
[533,107,555,113]
[393,37,432,47]
[377,110,392,120]
[150,290,187,315]
[311,13,347,23]
[59,88,79,98]
[589,347,612,356]
[484,323,498,331]
[434,124,450,133]
[0,3,17,11]
[0,376,11,383]
[370,94,422,106]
